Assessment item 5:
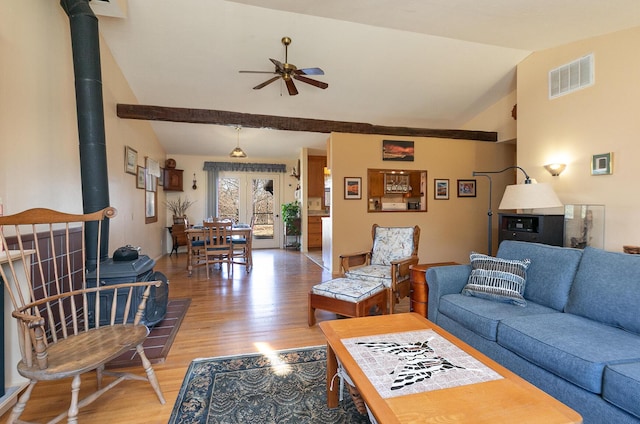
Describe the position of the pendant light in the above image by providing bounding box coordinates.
[229,126,247,158]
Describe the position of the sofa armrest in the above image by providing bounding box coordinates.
[425,264,471,322]
[340,250,371,272]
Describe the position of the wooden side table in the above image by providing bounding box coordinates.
[409,262,458,318]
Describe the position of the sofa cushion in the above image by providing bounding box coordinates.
[345,264,409,288]
[439,293,558,341]
[497,240,583,311]
[462,253,530,306]
[497,313,640,394]
[565,246,640,335]
[311,278,385,302]
[603,362,640,419]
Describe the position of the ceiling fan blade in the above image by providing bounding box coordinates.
[239,70,278,74]
[295,67,324,76]
[253,76,280,90]
[285,78,298,96]
[293,74,328,89]
[269,58,285,73]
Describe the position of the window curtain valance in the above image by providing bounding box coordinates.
[203,162,287,173]
[203,162,287,218]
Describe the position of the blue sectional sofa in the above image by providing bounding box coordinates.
[426,240,640,424]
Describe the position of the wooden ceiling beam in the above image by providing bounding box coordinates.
[116,104,497,142]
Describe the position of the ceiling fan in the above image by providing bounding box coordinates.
[239,37,328,96]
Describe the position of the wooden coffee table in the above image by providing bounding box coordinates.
[319,313,582,424]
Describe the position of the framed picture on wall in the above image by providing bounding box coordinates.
[136,166,145,189]
[344,177,362,200]
[145,190,157,224]
[125,146,137,175]
[382,140,414,161]
[434,179,449,200]
[591,152,613,175]
[457,179,476,197]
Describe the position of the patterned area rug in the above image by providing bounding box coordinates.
[169,346,370,424]
[107,298,191,368]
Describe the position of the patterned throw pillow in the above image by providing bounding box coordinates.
[462,253,531,306]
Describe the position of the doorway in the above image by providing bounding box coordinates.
[217,172,281,249]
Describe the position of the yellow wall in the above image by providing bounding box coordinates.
[0,1,167,258]
[328,133,515,271]
[517,26,640,252]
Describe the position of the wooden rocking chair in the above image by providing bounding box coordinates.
[0,207,165,423]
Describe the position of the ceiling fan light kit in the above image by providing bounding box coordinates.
[239,36,328,96]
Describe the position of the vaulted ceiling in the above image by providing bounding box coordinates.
[94,0,640,159]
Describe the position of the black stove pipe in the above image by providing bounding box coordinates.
[60,0,110,267]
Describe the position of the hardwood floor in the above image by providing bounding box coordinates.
[1,249,410,423]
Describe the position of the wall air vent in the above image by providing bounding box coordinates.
[549,54,594,99]
[89,0,127,18]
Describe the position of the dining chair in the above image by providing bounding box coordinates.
[203,221,233,278]
[340,224,420,313]
[231,215,254,273]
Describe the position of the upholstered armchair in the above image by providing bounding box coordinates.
[340,224,420,313]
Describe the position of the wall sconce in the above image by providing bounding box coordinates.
[192,173,197,190]
[544,163,567,176]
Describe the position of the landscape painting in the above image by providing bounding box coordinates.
[383,140,414,161]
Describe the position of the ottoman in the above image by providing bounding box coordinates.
[308,277,388,326]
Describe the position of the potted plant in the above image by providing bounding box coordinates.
[165,196,195,224]
[281,201,301,235]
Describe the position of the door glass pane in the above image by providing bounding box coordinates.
[217,177,239,222]
[217,173,280,249]
[252,178,274,239]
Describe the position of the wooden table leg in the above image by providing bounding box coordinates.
[326,342,339,408]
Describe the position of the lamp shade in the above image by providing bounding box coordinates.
[229,126,247,158]
[229,147,247,158]
[498,182,563,210]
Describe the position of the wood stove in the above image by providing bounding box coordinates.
[86,255,168,327]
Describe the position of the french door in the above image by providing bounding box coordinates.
[217,172,281,249]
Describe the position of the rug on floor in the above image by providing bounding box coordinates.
[169,345,370,424]
[107,297,191,368]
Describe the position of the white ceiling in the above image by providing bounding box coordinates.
[94,0,640,160]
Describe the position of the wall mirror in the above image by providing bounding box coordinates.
[367,168,428,212]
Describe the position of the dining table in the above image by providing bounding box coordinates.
[185,224,253,276]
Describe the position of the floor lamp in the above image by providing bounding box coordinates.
[472,166,563,255]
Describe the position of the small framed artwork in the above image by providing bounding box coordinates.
[136,166,145,189]
[382,140,414,161]
[434,179,449,200]
[145,190,158,224]
[125,146,137,175]
[457,179,476,197]
[145,168,157,192]
[344,177,362,200]
[591,152,613,175]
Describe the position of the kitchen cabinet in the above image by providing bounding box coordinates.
[308,215,323,248]
[368,172,385,197]
[307,156,326,200]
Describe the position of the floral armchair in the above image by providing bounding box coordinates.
[340,224,420,313]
